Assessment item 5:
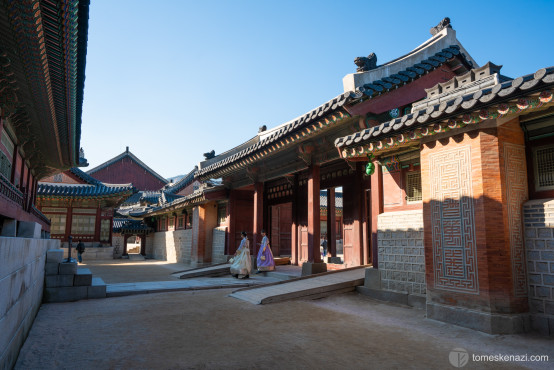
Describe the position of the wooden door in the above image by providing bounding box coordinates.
[299,225,309,263]
[278,203,292,256]
[271,205,280,256]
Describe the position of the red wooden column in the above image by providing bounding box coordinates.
[370,163,383,268]
[252,182,264,256]
[307,165,321,263]
[326,188,336,257]
[122,235,128,256]
[226,189,235,255]
[140,235,146,256]
[291,175,298,265]
[351,163,364,266]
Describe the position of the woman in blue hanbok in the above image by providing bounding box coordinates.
[256,229,275,272]
[230,231,251,279]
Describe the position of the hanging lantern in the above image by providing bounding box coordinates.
[365,153,375,175]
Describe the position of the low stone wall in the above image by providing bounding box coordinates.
[60,246,114,261]
[212,227,227,263]
[150,230,193,263]
[524,198,554,336]
[377,209,425,295]
[0,237,59,369]
[112,235,125,258]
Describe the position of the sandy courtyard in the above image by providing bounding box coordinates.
[15,289,553,370]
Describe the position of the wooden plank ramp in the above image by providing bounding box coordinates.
[229,267,366,304]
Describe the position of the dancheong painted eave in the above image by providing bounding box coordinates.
[335,66,554,159]
[0,0,90,178]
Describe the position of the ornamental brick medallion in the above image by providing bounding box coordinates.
[503,143,528,297]
[430,146,479,293]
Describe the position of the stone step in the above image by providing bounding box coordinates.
[128,253,145,261]
[88,277,107,299]
[74,268,93,286]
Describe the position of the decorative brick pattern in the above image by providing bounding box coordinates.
[504,143,529,297]
[377,210,425,294]
[524,199,554,318]
[429,145,479,293]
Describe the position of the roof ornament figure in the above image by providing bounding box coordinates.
[430,17,452,36]
[354,53,377,72]
[258,125,267,133]
[203,150,216,160]
[79,147,85,158]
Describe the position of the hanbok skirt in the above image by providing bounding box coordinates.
[257,246,275,271]
[230,248,251,277]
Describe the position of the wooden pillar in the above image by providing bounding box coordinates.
[307,165,321,263]
[370,163,383,268]
[291,175,298,265]
[94,206,101,244]
[122,235,128,256]
[140,235,146,256]
[252,182,264,255]
[351,163,364,266]
[326,188,336,257]
[226,190,235,255]
[362,188,371,265]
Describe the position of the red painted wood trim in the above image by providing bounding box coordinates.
[307,165,321,263]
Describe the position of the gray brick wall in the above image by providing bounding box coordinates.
[212,227,227,263]
[524,198,554,335]
[378,210,425,295]
[150,229,193,263]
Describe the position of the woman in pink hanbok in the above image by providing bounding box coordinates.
[230,231,251,279]
[256,229,275,272]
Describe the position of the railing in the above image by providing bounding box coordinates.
[0,173,24,207]
[30,204,51,226]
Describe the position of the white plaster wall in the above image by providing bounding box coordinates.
[0,237,59,369]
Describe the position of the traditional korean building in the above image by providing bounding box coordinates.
[0,1,91,367]
[335,36,554,333]
[194,18,476,275]
[87,146,168,191]
[0,0,90,238]
[37,168,135,249]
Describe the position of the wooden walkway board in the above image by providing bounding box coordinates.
[230,268,366,304]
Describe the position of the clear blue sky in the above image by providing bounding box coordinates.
[81,0,554,179]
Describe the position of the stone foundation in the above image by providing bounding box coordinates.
[377,210,425,295]
[149,230,193,263]
[0,237,59,370]
[212,227,227,263]
[524,198,554,336]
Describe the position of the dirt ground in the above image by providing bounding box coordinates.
[80,259,192,283]
[15,289,554,370]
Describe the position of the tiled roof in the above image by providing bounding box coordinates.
[354,45,473,98]
[335,66,554,150]
[113,218,152,233]
[320,191,343,209]
[37,183,134,198]
[87,149,168,184]
[195,92,361,179]
[164,167,197,194]
[38,168,135,199]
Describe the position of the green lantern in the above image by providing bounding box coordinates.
[365,162,375,175]
[365,153,375,175]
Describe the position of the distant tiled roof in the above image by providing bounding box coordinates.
[112,218,152,233]
[38,168,135,199]
[320,191,343,209]
[164,167,197,194]
[195,92,359,179]
[87,149,168,184]
[335,66,554,152]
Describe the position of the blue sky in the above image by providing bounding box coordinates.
[81,0,554,179]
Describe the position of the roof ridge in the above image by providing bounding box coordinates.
[87,149,168,184]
